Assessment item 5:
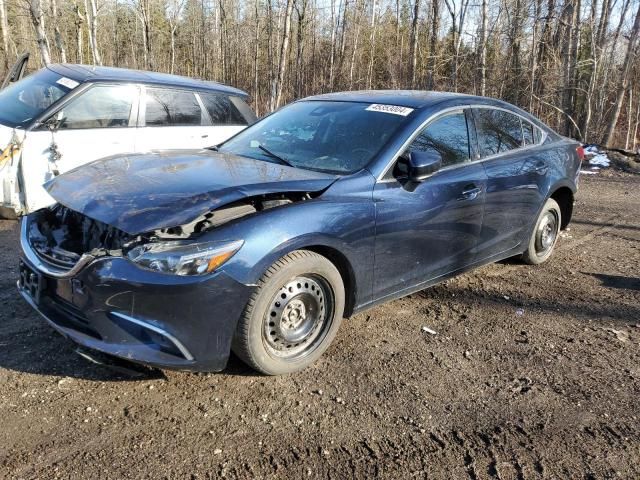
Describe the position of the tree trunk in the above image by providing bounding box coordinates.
[51,0,67,63]
[74,4,84,63]
[295,0,308,97]
[348,0,362,88]
[0,0,10,69]
[479,0,487,96]
[329,0,337,89]
[426,0,439,90]
[28,0,51,66]
[85,0,102,65]
[366,0,377,89]
[409,0,420,87]
[602,3,640,146]
[253,0,260,115]
[271,0,294,111]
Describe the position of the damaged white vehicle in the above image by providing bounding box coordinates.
[0,57,256,217]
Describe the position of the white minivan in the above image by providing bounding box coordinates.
[0,59,256,217]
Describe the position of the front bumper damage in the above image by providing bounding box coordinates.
[18,218,254,372]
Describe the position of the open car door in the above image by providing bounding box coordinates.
[1,52,29,90]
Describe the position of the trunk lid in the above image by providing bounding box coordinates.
[45,150,337,235]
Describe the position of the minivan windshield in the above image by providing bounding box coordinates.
[218,100,411,174]
[0,69,72,128]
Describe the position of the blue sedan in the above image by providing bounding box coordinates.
[18,91,583,374]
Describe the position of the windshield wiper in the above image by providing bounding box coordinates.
[258,145,294,168]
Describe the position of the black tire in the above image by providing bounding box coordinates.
[232,250,345,375]
[522,198,562,265]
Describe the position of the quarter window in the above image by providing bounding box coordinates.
[200,93,248,125]
[145,88,203,126]
[409,111,470,168]
[55,84,137,129]
[475,108,523,156]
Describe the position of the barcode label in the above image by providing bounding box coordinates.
[365,104,414,116]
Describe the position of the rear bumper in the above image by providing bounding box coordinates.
[18,234,254,372]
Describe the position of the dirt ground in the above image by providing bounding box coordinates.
[0,171,639,479]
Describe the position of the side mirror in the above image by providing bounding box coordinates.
[401,150,442,182]
[45,111,65,131]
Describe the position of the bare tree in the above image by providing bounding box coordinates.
[0,0,10,68]
[167,0,185,74]
[478,0,487,96]
[27,0,52,65]
[73,2,84,63]
[84,0,102,65]
[426,0,440,89]
[366,0,377,89]
[602,3,640,146]
[51,0,67,63]
[408,0,420,87]
[271,0,294,110]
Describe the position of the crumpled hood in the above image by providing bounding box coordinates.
[45,150,338,235]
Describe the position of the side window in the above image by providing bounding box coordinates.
[475,108,523,156]
[410,111,470,168]
[522,120,536,145]
[55,84,137,129]
[145,88,203,126]
[200,93,248,125]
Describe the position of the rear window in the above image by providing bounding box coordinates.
[474,108,523,156]
[145,88,204,126]
[200,93,249,125]
[0,69,72,128]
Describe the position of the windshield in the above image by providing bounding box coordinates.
[219,100,411,174]
[0,69,72,128]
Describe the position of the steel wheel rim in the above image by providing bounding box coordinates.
[535,210,558,255]
[263,275,334,360]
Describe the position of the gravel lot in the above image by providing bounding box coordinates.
[1,171,639,479]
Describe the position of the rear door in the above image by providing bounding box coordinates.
[373,108,487,300]
[472,107,545,259]
[19,83,139,213]
[135,86,211,152]
[198,92,253,145]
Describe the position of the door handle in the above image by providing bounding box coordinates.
[533,162,548,174]
[201,134,209,139]
[459,185,482,201]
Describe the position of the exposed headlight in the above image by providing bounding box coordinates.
[127,240,243,276]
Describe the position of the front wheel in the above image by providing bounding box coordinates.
[522,198,562,265]
[232,250,345,375]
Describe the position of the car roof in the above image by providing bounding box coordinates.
[301,89,550,131]
[301,90,487,109]
[46,64,248,97]
[303,89,533,110]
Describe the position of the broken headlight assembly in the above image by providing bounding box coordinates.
[126,239,243,276]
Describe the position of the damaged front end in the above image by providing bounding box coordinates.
[25,191,313,276]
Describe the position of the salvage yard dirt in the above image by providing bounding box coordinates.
[1,171,639,479]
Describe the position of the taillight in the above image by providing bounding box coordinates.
[576,145,585,161]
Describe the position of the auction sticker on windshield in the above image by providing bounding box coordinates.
[365,104,414,116]
[56,77,79,89]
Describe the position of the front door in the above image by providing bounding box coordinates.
[373,109,487,300]
[19,83,139,213]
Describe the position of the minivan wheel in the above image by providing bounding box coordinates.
[522,198,562,265]
[232,250,345,375]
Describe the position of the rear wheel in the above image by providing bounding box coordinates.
[232,250,345,375]
[522,198,561,265]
